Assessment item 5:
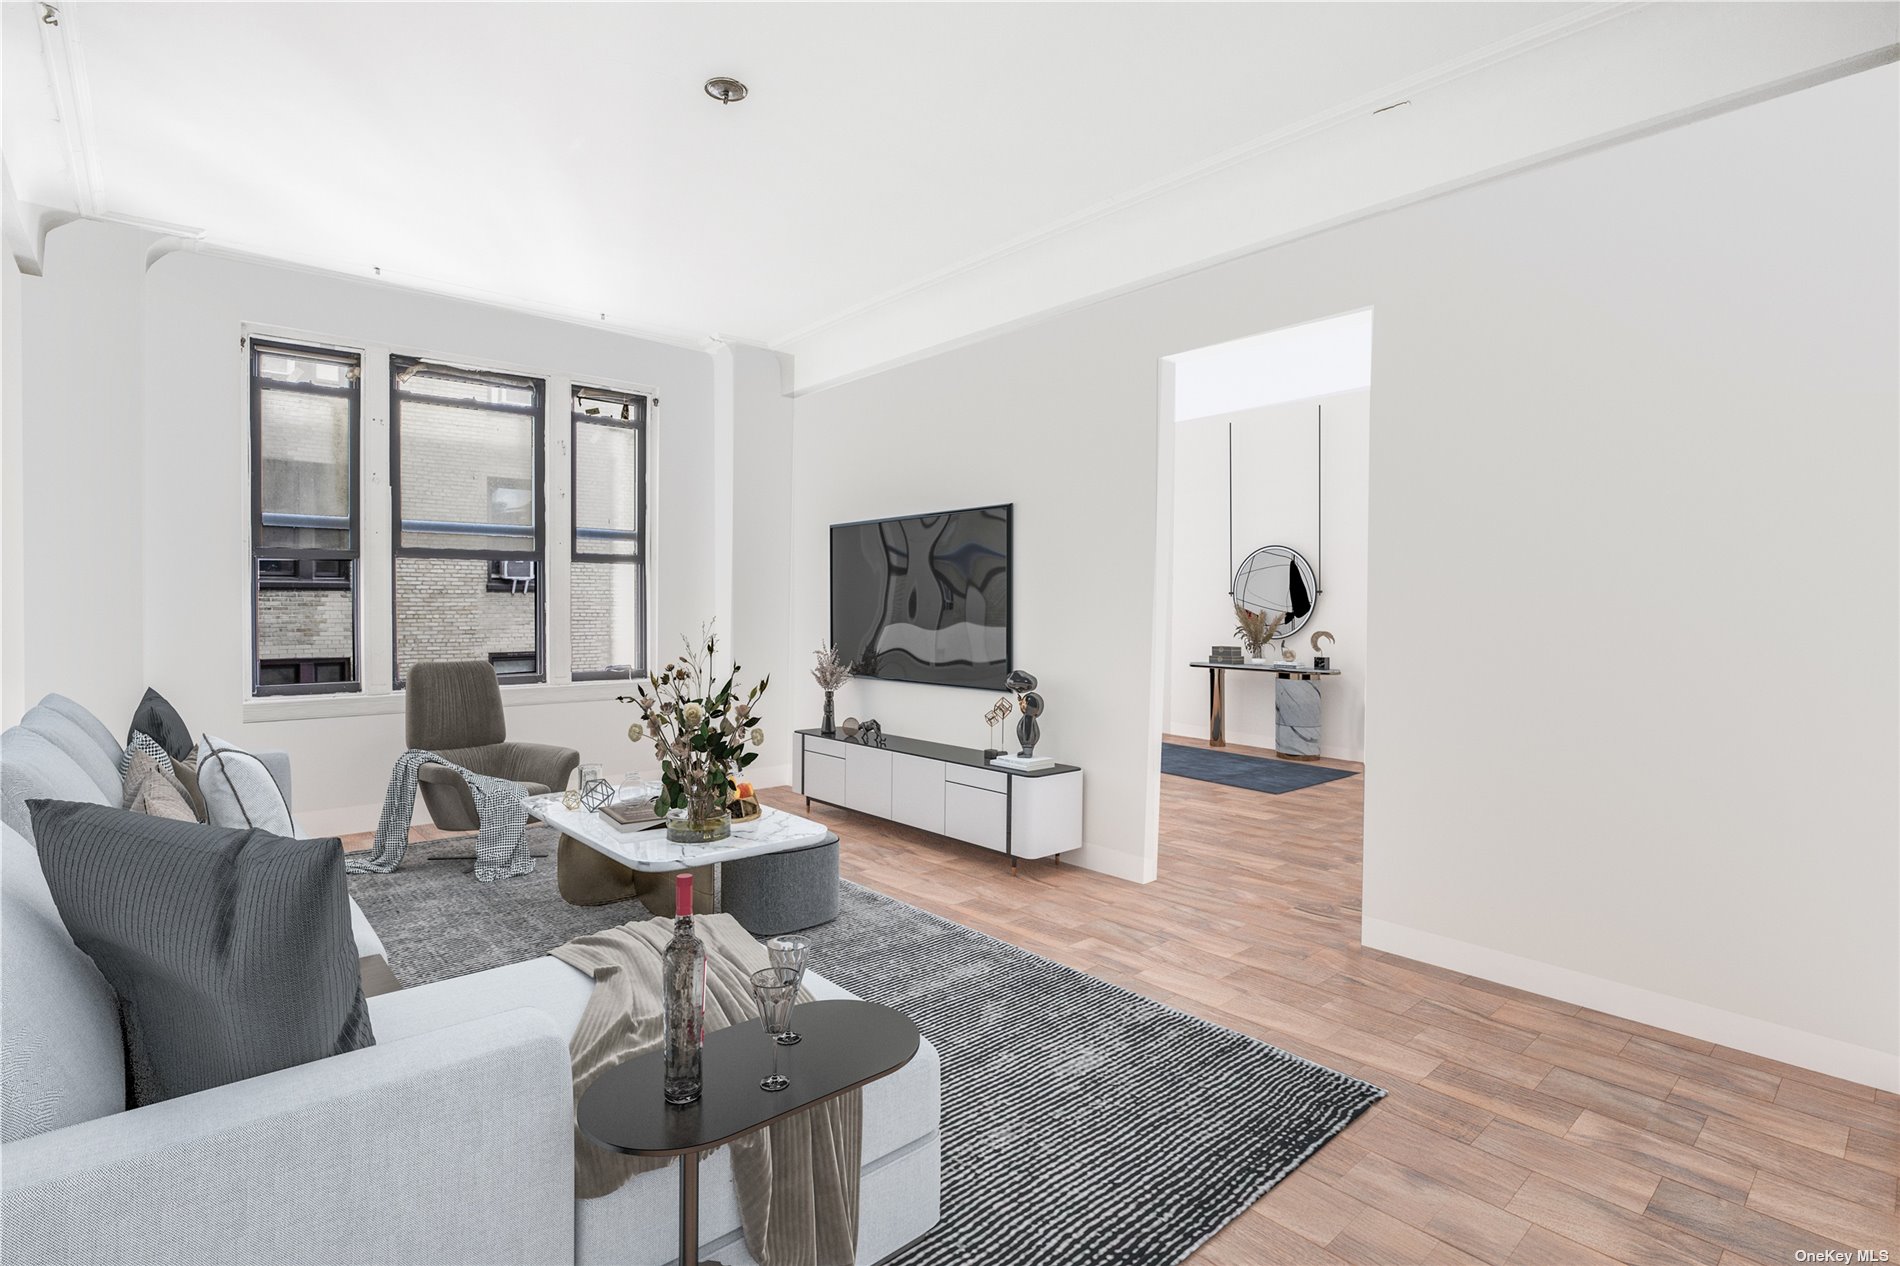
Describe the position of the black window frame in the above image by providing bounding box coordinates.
[486,649,539,677]
[259,656,355,687]
[569,386,648,682]
[390,355,547,688]
[249,338,363,698]
[257,557,353,591]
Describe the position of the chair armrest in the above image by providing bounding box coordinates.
[1,1010,575,1266]
[494,741,582,794]
[251,746,293,814]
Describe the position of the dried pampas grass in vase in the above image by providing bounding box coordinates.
[811,644,853,736]
[1234,604,1285,663]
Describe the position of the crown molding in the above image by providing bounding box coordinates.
[779,4,1900,394]
[36,1,105,218]
[153,238,730,354]
[768,3,1643,353]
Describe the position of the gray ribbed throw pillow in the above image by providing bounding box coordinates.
[25,800,374,1106]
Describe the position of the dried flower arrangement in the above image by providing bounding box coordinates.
[1234,603,1286,660]
[811,643,854,692]
[619,624,769,828]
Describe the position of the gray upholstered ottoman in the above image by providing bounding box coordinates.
[721,835,840,935]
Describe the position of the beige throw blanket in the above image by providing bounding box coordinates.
[553,915,862,1266]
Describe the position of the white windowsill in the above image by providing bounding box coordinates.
[240,678,639,723]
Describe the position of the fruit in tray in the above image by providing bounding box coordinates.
[729,780,761,821]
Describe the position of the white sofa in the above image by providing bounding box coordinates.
[0,694,942,1266]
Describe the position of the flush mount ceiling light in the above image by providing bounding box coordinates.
[704,77,748,105]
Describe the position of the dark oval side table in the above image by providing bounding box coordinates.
[577,999,921,1266]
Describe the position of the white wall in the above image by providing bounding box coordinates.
[1171,310,1373,421]
[791,65,1899,1086]
[4,227,724,830]
[14,220,149,727]
[729,343,795,788]
[139,249,719,831]
[1165,390,1368,759]
[2,249,24,726]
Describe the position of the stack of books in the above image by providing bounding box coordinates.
[1208,645,1244,664]
[599,797,667,833]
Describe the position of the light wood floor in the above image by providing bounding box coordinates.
[762,737,1899,1266]
[348,743,1897,1263]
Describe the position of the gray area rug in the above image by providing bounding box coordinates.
[349,826,1384,1265]
[1161,740,1358,794]
[346,827,634,985]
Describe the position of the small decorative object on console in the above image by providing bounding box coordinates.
[854,719,885,747]
[991,669,1052,770]
[662,873,706,1106]
[982,695,1013,757]
[1208,645,1244,665]
[1310,629,1335,672]
[811,643,853,737]
[619,623,769,844]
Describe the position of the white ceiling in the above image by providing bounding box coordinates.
[5,2,1585,343]
[5,3,1894,387]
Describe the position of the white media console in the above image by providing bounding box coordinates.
[792,728,1083,872]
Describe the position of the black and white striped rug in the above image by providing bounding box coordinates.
[805,882,1384,1266]
[351,834,1383,1264]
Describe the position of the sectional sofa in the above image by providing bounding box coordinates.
[0,693,942,1266]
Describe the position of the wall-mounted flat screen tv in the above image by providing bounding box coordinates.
[830,504,1011,689]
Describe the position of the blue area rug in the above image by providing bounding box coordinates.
[1161,742,1357,794]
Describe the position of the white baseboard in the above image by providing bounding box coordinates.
[1072,843,1155,884]
[750,764,793,792]
[1362,916,1899,1093]
[1165,721,1363,763]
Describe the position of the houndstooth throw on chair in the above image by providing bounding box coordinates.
[346,749,533,882]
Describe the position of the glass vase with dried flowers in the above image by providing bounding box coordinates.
[620,625,769,843]
[1234,603,1286,664]
[811,643,853,737]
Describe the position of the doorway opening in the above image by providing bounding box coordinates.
[1144,309,1372,877]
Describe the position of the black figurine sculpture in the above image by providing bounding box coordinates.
[1004,669,1043,759]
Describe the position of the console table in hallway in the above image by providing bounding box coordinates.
[1189,661,1340,758]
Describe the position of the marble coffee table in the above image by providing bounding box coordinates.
[523,795,833,914]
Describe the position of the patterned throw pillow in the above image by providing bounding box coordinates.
[121,749,197,822]
[119,730,174,778]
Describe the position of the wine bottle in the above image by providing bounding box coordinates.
[662,872,706,1105]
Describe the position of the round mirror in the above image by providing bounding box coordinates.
[1233,545,1318,639]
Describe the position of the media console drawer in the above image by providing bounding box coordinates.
[805,735,854,761]
[944,781,1008,853]
[944,764,1007,794]
[804,751,847,806]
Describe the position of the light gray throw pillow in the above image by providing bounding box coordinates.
[26,800,374,1107]
[197,734,295,836]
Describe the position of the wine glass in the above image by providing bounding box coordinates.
[765,935,810,1045]
[750,968,797,1092]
